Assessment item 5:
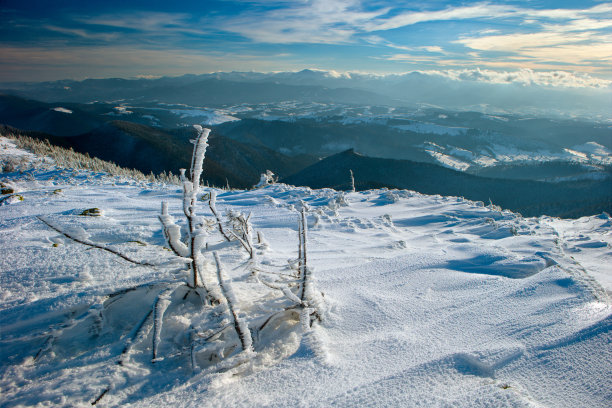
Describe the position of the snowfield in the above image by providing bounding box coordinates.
[1,137,611,407]
[420,140,612,172]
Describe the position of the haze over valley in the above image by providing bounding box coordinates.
[1,70,610,217]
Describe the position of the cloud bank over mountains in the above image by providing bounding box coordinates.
[0,1,610,82]
[417,68,612,89]
[304,67,612,89]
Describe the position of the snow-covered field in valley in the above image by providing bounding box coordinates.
[1,136,611,407]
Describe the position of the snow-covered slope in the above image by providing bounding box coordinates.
[423,140,612,172]
[1,137,611,407]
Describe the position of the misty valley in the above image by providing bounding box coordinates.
[0,74,610,218]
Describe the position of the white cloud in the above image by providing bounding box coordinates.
[4,1,612,82]
[78,12,193,31]
[419,68,612,88]
[385,54,444,64]
[44,25,120,42]
[213,1,612,75]
[360,2,611,33]
[542,18,612,32]
[455,29,612,69]
[363,3,516,31]
[527,3,612,20]
[218,0,388,44]
[457,31,594,51]
[420,46,444,53]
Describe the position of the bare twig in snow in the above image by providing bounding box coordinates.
[38,216,158,267]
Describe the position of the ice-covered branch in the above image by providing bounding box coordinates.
[152,287,175,362]
[190,125,210,196]
[227,210,255,259]
[208,190,231,242]
[159,201,190,258]
[299,208,309,303]
[159,125,213,290]
[213,252,253,353]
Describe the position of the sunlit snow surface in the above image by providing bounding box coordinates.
[0,137,610,407]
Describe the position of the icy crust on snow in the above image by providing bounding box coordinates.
[1,142,611,407]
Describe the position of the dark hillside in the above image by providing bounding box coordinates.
[213,118,435,162]
[283,149,612,218]
[2,122,316,189]
[0,94,103,136]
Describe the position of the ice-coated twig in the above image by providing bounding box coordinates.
[213,252,253,353]
[252,270,303,305]
[258,308,300,332]
[190,125,209,197]
[283,286,303,305]
[228,229,253,257]
[189,326,198,372]
[298,214,303,276]
[252,267,297,279]
[152,286,177,362]
[253,209,322,328]
[227,210,256,259]
[118,309,153,366]
[159,125,213,290]
[159,201,189,257]
[299,208,309,302]
[195,323,233,342]
[208,190,231,241]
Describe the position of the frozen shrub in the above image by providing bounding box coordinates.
[254,170,277,188]
[1,130,180,184]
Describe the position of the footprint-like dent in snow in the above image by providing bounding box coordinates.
[444,252,549,279]
[448,353,495,378]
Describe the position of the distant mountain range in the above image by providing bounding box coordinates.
[2,69,610,119]
[1,91,610,217]
[1,76,390,107]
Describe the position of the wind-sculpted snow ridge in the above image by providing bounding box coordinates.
[0,137,611,407]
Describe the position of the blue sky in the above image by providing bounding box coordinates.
[1,0,611,85]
